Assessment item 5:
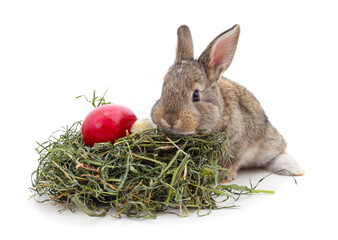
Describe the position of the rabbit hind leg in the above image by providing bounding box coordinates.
[265,152,305,176]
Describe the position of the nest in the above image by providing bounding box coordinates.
[31,121,271,218]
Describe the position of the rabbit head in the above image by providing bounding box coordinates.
[151,25,240,134]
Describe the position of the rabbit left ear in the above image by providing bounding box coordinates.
[198,25,240,83]
[175,25,194,63]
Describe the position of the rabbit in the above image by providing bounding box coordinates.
[151,24,305,182]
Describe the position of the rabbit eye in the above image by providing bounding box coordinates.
[192,89,200,102]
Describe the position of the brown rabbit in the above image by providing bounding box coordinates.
[151,25,305,181]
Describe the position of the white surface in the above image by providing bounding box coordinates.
[1,1,337,239]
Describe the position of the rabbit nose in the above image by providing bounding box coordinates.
[166,114,178,128]
[162,114,180,129]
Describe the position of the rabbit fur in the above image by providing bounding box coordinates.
[151,25,304,181]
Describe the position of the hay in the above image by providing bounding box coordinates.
[31,121,273,218]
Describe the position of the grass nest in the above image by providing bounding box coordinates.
[31,121,273,218]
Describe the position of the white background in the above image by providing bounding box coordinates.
[1,0,337,239]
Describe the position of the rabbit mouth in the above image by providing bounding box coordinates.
[151,106,199,135]
[158,117,197,135]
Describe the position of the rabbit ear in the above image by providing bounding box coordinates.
[175,25,194,63]
[198,25,240,83]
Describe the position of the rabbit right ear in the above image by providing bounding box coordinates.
[198,25,240,83]
[175,25,194,63]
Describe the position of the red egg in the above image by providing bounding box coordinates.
[81,104,137,147]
